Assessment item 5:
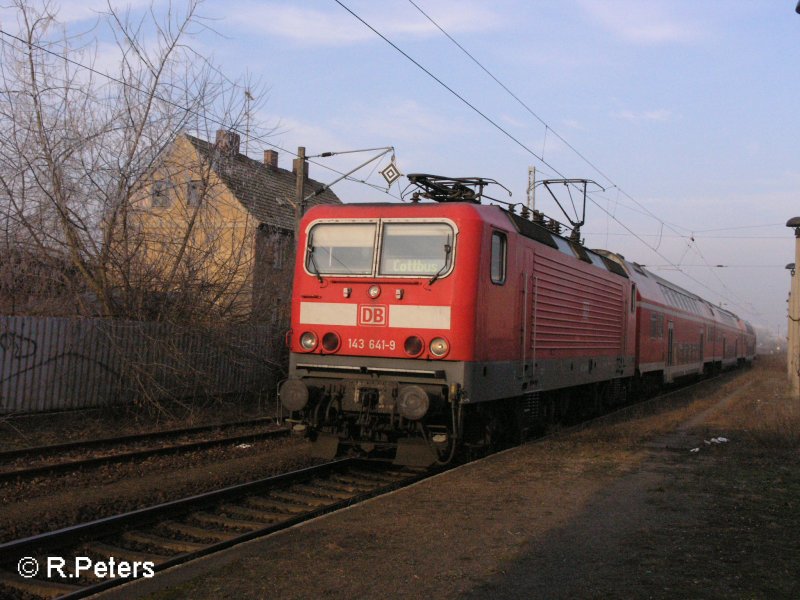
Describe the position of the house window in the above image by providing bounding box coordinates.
[491,231,507,284]
[151,180,170,208]
[270,298,281,325]
[187,180,205,207]
[273,240,284,270]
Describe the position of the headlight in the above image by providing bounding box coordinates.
[280,378,309,411]
[397,385,429,420]
[299,331,318,351]
[404,335,424,357]
[322,331,341,352]
[429,337,449,358]
[368,285,381,299]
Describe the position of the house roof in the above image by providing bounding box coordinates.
[185,134,341,231]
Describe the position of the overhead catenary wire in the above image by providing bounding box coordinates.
[0,10,758,316]
[405,0,691,239]
[403,0,767,314]
[644,265,785,268]
[335,0,754,316]
[0,26,403,202]
[332,0,558,173]
[584,232,788,240]
[406,0,614,186]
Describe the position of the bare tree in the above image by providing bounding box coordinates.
[0,0,268,323]
[0,0,281,414]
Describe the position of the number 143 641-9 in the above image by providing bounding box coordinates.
[347,338,397,351]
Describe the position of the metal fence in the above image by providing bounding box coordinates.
[0,316,281,413]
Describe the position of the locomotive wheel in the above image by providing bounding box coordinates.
[502,400,525,446]
[484,400,525,450]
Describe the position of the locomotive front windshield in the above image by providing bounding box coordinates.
[306,223,375,275]
[306,221,454,278]
[379,223,452,276]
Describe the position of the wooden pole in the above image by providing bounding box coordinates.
[293,146,307,240]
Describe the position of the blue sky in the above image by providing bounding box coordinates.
[4,0,799,335]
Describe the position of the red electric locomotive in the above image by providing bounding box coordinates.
[279,175,755,466]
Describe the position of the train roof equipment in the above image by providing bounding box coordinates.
[404,174,512,205]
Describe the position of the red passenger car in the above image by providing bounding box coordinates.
[614,257,756,386]
[279,176,754,465]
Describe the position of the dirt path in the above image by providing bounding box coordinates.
[101,360,799,599]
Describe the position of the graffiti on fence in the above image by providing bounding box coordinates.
[1,316,279,412]
[0,332,38,359]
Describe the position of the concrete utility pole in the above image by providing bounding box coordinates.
[787,217,800,397]
[527,166,536,212]
[787,262,796,382]
[294,146,308,239]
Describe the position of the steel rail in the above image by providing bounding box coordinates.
[0,458,433,600]
[0,427,290,483]
[0,417,277,462]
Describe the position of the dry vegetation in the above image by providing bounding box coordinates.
[557,355,800,453]
[0,1,281,416]
[701,355,800,449]
[0,0,270,324]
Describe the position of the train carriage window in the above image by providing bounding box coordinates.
[379,223,454,276]
[306,223,376,275]
[669,290,679,308]
[650,313,664,338]
[491,231,507,284]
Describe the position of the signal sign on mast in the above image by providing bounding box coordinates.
[381,160,401,186]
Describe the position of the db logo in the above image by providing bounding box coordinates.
[359,304,388,326]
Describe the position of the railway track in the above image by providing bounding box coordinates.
[0,459,430,599]
[0,370,742,599]
[0,418,289,483]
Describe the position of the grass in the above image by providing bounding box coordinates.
[566,354,800,449]
[701,354,800,449]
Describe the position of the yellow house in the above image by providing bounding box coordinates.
[129,129,340,325]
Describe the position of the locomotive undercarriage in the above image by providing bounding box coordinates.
[281,353,637,466]
[282,375,634,466]
[293,377,457,467]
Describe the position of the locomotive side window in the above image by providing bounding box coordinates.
[305,223,376,275]
[491,231,507,284]
[379,223,454,276]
